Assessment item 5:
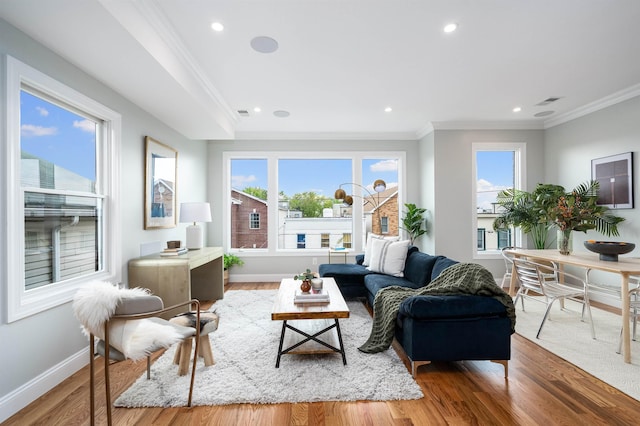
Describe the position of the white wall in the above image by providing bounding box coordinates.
[0,19,208,420]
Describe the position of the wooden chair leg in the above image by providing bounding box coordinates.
[411,360,431,378]
[173,343,182,365]
[199,335,215,366]
[177,338,193,376]
[89,337,95,426]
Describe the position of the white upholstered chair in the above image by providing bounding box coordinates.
[73,281,200,426]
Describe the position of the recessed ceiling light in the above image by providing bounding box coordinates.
[254,107,261,113]
[251,36,279,53]
[211,22,224,32]
[443,23,458,33]
[384,107,393,113]
[273,110,290,118]
[513,107,522,113]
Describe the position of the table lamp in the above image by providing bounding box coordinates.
[179,202,212,249]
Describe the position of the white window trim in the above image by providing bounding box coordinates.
[222,151,405,256]
[472,142,526,260]
[3,56,121,322]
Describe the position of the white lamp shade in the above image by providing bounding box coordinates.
[180,202,212,223]
[180,202,211,250]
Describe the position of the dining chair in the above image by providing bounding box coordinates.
[617,286,640,354]
[512,257,595,339]
[73,281,201,426]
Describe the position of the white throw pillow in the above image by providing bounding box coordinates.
[362,232,400,266]
[366,239,410,277]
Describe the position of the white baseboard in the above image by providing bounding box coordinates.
[228,273,289,283]
[0,348,87,423]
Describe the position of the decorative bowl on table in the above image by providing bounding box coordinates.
[583,241,636,262]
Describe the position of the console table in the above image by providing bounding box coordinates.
[128,247,224,318]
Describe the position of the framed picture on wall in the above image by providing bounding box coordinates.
[144,136,178,229]
[591,152,633,209]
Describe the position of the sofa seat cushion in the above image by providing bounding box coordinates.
[319,263,373,287]
[364,273,421,300]
[398,295,508,321]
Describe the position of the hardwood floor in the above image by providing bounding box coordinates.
[5,282,639,425]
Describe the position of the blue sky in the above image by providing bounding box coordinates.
[476,151,514,210]
[232,158,399,198]
[20,90,96,182]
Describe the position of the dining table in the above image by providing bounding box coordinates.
[505,248,640,363]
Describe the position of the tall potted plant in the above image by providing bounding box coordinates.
[493,184,565,249]
[401,203,427,244]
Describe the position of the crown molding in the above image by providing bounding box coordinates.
[429,121,545,130]
[544,83,640,129]
[99,0,237,135]
[232,131,419,141]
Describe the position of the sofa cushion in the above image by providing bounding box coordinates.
[398,295,508,320]
[431,256,459,281]
[367,239,410,277]
[319,263,372,283]
[364,273,421,300]
[403,251,439,287]
[363,233,400,266]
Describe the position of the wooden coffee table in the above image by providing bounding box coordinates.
[271,277,350,367]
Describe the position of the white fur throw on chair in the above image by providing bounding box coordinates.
[73,281,184,361]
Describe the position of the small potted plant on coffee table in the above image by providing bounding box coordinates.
[294,269,316,293]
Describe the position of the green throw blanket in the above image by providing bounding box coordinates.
[358,262,516,354]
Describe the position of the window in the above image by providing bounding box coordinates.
[225,153,404,254]
[342,233,352,249]
[472,143,525,257]
[249,212,260,229]
[497,229,511,249]
[477,229,486,251]
[297,234,306,249]
[380,216,389,234]
[4,56,121,322]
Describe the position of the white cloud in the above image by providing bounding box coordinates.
[369,159,398,172]
[476,179,509,210]
[73,119,96,133]
[232,174,257,188]
[21,124,57,137]
[36,106,49,117]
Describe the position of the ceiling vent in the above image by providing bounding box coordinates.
[536,97,562,106]
[237,110,250,117]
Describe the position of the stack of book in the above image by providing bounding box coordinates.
[294,288,330,304]
[160,247,188,256]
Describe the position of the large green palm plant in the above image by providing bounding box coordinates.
[493,181,624,249]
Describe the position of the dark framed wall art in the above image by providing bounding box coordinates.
[591,152,634,209]
[144,136,178,229]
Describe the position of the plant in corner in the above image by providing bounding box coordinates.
[401,203,427,244]
[223,253,244,270]
[223,253,244,286]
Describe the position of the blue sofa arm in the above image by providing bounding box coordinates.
[398,295,509,320]
[355,254,364,265]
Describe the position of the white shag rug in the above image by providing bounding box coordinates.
[515,296,640,401]
[115,289,423,407]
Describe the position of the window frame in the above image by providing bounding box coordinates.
[223,151,405,256]
[3,56,121,322]
[472,142,525,259]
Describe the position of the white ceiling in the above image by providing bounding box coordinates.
[1,0,640,140]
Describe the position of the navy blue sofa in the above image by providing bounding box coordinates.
[319,247,512,377]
